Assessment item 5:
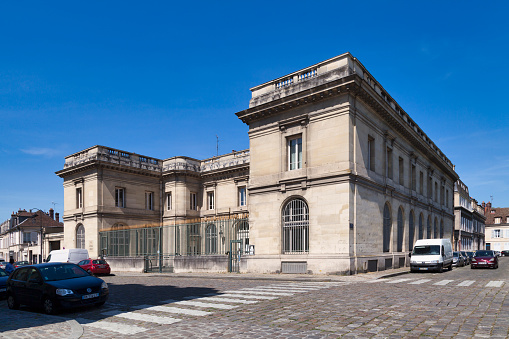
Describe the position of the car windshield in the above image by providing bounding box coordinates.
[92,260,107,265]
[39,264,89,281]
[453,252,460,257]
[0,268,8,277]
[413,245,440,255]
[475,251,493,257]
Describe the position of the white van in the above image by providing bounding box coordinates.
[46,249,89,264]
[410,239,453,273]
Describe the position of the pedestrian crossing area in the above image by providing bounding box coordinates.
[365,277,506,288]
[73,281,345,336]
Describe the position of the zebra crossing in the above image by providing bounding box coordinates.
[73,281,345,336]
[366,277,506,288]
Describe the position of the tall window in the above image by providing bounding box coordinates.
[397,207,404,252]
[288,136,302,170]
[446,190,449,208]
[428,177,432,198]
[440,185,445,205]
[205,224,217,254]
[440,219,444,238]
[187,224,201,255]
[409,211,415,251]
[411,165,416,191]
[145,191,154,210]
[493,229,501,238]
[235,220,250,253]
[190,192,197,210]
[434,182,438,202]
[433,218,438,238]
[419,172,424,195]
[419,214,423,239]
[115,187,125,208]
[76,224,85,249]
[398,157,404,186]
[207,192,215,210]
[76,188,83,209]
[282,198,309,254]
[368,136,375,171]
[383,203,391,252]
[166,192,172,210]
[238,186,247,206]
[427,216,431,238]
[495,217,501,224]
[387,148,393,179]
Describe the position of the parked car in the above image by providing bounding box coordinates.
[6,262,109,314]
[46,249,89,264]
[471,250,499,269]
[78,259,111,275]
[466,251,475,262]
[461,251,470,265]
[501,250,509,257]
[13,261,29,268]
[453,252,465,267]
[0,262,7,270]
[409,238,453,272]
[0,268,9,299]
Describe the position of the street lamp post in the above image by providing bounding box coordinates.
[31,208,44,264]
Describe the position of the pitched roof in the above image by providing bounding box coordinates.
[485,207,509,225]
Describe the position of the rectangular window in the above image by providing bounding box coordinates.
[428,177,432,199]
[419,172,424,195]
[238,186,246,206]
[190,192,197,210]
[434,182,438,202]
[398,157,404,185]
[288,136,302,170]
[115,187,125,208]
[446,190,449,208]
[368,136,375,171]
[207,192,215,210]
[493,229,501,238]
[440,185,445,205]
[387,147,393,179]
[145,191,154,210]
[76,188,82,209]
[495,217,501,224]
[166,192,172,210]
[411,165,416,191]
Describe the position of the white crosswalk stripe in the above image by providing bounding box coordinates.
[408,279,432,284]
[457,280,475,287]
[163,299,238,309]
[486,281,504,287]
[224,289,293,296]
[184,296,258,304]
[245,287,309,292]
[102,310,182,324]
[433,280,454,285]
[386,278,414,284]
[134,304,212,316]
[218,293,278,300]
[78,318,147,335]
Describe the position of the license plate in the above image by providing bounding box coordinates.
[82,293,99,300]
[0,288,6,292]
[478,262,486,264]
[419,267,428,270]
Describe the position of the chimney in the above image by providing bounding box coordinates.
[55,213,60,223]
[49,208,54,220]
[486,202,492,215]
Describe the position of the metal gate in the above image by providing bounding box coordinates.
[228,240,241,273]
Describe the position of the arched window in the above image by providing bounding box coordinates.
[383,203,391,252]
[76,224,85,249]
[235,220,250,254]
[440,219,444,238]
[434,218,438,238]
[418,214,423,240]
[282,198,309,254]
[397,207,404,252]
[205,224,217,254]
[427,216,432,239]
[409,211,415,251]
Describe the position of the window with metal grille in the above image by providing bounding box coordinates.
[205,224,217,254]
[235,220,250,253]
[76,224,85,249]
[282,199,309,254]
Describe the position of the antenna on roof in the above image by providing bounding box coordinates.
[216,135,219,157]
[51,201,57,209]
[490,195,493,204]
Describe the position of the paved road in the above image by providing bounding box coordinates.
[1,259,509,338]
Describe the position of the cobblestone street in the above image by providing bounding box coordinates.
[1,262,509,338]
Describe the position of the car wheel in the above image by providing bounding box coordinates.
[438,264,443,273]
[448,263,453,271]
[7,294,19,310]
[95,301,105,307]
[42,297,57,315]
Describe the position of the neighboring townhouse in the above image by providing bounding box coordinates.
[453,179,485,251]
[484,202,509,252]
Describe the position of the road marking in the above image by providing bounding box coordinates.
[163,299,238,309]
[184,296,258,304]
[267,285,322,290]
[102,310,182,325]
[457,280,475,287]
[224,290,293,296]
[246,287,309,293]
[433,280,454,285]
[386,278,413,284]
[218,293,278,300]
[486,281,504,287]
[78,318,146,335]
[408,279,432,285]
[134,304,211,316]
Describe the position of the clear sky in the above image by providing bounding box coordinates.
[1,1,508,219]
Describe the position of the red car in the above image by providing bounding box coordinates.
[471,250,498,269]
[78,259,111,275]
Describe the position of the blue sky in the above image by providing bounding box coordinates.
[1,1,508,218]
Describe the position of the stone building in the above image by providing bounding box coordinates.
[483,202,509,252]
[57,52,459,274]
[453,180,485,251]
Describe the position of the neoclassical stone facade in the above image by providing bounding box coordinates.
[57,53,459,274]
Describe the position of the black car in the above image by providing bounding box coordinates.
[6,262,108,314]
[0,268,9,299]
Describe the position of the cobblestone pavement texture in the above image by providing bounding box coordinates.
[1,265,509,338]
